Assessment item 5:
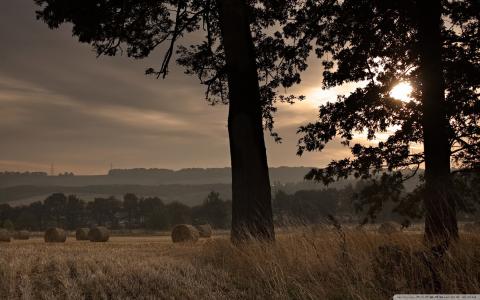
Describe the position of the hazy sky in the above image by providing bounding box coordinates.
[0,0,363,175]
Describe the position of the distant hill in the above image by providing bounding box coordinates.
[0,167,314,187]
[0,184,233,207]
[0,167,422,207]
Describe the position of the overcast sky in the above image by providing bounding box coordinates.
[0,0,364,175]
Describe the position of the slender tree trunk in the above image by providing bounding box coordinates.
[418,0,458,245]
[216,0,275,242]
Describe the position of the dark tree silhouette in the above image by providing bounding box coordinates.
[417,0,457,244]
[123,193,138,229]
[273,189,338,224]
[138,197,168,229]
[34,0,305,242]
[290,0,479,244]
[166,201,192,225]
[44,193,67,226]
[65,195,86,230]
[87,196,121,226]
[192,191,230,228]
[217,0,273,241]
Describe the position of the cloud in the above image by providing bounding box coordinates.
[0,0,370,175]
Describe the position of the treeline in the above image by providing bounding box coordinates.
[0,191,231,231]
[2,181,477,232]
[0,187,350,231]
[0,171,48,176]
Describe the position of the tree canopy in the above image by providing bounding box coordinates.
[291,0,479,226]
[34,0,306,137]
[34,0,312,242]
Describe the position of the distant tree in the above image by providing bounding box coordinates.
[293,0,479,244]
[272,190,293,225]
[145,206,169,230]
[0,204,12,225]
[44,193,67,226]
[193,191,230,228]
[88,196,121,226]
[28,201,45,230]
[273,189,338,224]
[15,210,37,230]
[123,193,139,229]
[166,202,191,226]
[453,172,480,220]
[34,0,307,242]
[336,184,356,215]
[3,219,14,231]
[137,196,175,229]
[65,195,86,230]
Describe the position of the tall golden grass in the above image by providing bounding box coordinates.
[194,227,480,299]
[0,227,478,299]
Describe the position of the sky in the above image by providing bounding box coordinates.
[0,0,365,175]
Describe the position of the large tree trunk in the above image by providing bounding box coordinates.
[216,0,275,242]
[418,0,458,245]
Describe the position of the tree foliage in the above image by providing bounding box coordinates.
[34,0,306,138]
[289,0,479,222]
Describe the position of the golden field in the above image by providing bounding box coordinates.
[0,227,479,300]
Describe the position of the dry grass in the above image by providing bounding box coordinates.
[0,228,479,299]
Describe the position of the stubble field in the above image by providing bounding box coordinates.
[1,227,479,299]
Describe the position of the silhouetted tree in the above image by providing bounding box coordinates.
[166,201,191,226]
[44,193,67,226]
[192,191,230,228]
[15,210,37,230]
[2,219,14,231]
[273,189,338,224]
[292,0,479,244]
[88,196,121,226]
[65,195,86,230]
[34,0,306,242]
[0,204,12,225]
[145,206,169,230]
[123,193,139,229]
[417,0,457,243]
[138,197,168,229]
[28,201,45,230]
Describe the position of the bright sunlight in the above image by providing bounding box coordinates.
[389,81,413,101]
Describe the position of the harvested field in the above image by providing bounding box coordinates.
[0,228,479,299]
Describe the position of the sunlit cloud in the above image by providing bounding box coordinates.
[0,0,423,174]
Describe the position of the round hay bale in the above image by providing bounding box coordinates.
[194,224,212,238]
[0,229,11,242]
[76,228,90,240]
[13,230,30,240]
[88,226,110,242]
[463,222,480,233]
[44,227,67,243]
[171,224,199,243]
[378,222,400,235]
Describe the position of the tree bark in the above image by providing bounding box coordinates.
[417,0,458,245]
[216,0,275,242]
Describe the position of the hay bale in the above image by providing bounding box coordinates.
[76,228,90,240]
[13,230,30,240]
[44,227,67,243]
[378,221,400,235]
[0,229,11,242]
[194,224,212,238]
[88,226,110,242]
[171,224,199,243]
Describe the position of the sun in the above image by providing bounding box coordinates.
[390,82,413,102]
